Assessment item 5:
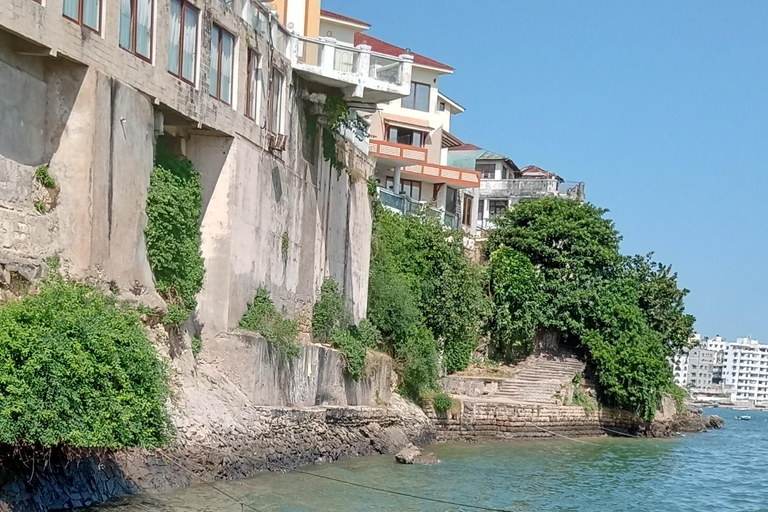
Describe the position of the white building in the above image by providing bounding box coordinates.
[722,336,768,404]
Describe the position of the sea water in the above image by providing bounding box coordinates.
[93,409,768,512]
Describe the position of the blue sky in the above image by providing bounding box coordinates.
[325,0,768,341]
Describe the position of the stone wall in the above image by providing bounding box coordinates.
[426,398,640,442]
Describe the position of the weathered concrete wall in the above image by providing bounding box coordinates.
[426,398,640,441]
[205,332,392,407]
[442,375,503,398]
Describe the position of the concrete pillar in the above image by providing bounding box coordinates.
[398,54,414,86]
[320,37,337,72]
[393,167,402,194]
[353,44,371,98]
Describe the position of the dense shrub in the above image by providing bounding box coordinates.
[0,278,171,448]
[312,278,349,341]
[431,392,453,413]
[352,318,381,349]
[145,146,205,325]
[330,329,366,380]
[396,324,439,401]
[239,288,300,357]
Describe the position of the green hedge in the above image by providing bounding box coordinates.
[0,278,171,448]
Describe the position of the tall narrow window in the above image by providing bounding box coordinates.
[63,0,101,32]
[120,0,154,61]
[168,0,199,84]
[246,49,261,120]
[209,25,235,104]
[462,195,473,226]
[269,69,284,133]
[401,82,430,112]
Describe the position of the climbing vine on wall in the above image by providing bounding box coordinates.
[306,92,368,174]
[145,145,205,325]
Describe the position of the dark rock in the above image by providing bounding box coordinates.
[704,415,725,429]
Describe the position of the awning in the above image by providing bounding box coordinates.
[442,130,463,148]
[382,114,432,132]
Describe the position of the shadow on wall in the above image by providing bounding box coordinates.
[0,30,86,167]
[0,445,137,511]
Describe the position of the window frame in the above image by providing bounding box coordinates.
[209,24,235,105]
[168,0,199,86]
[462,195,473,226]
[246,49,261,120]
[119,0,154,62]
[475,163,496,180]
[386,125,427,147]
[401,81,431,112]
[386,177,422,201]
[488,199,508,218]
[62,0,102,33]
[269,68,285,134]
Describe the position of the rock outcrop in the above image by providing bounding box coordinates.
[395,443,439,465]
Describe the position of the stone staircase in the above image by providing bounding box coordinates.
[494,351,586,404]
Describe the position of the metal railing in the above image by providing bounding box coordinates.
[379,188,443,220]
[443,212,459,230]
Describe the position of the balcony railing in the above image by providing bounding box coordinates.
[378,188,443,220]
[289,35,413,102]
[480,179,585,201]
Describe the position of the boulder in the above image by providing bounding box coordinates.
[704,415,725,429]
[394,443,438,465]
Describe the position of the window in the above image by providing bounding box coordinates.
[462,195,473,226]
[478,199,484,221]
[476,163,496,180]
[269,69,284,133]
[401,82,430,112]
[445,187,458,214]
[119,0,153,61]
[209,24,235,104]
[386,178,421,201]
[387,126,426,147]
[489,199,508,218]
[63,0,101,31]
[246,49,261,120]
[438,101,446,111]
[168,0,199,84]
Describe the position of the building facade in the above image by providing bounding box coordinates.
[318,11,481,234]
[722,337,768,404]
[447,145,585,232]
[0,0,414,335]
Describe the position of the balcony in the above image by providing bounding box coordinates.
[402,164,481,190]
[480,179,585,201]
[369,140,428,167]
[289,35,413,104]
[378,188,461,231]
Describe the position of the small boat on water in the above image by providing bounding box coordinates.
[736,415,752,421]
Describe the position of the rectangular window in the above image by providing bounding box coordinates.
[478,199,484,221]
[168,0,199,84]
[386,178,421,202]
[246,49,261,120]
[445,187,458,214]
[462,195,473,226]
[387,126,425,147]
[401,82,430,112]
[120,0,154,61]
[489,199,508,218]
[269,69,284,133]
[476,163,496,180]
[63,0,101,31]
[209,24,234,104]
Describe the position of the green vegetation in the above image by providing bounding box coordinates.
[330,329,366,380]
[281,232,289,259]
[145,146,205,325]
[191,336,202,358]
[572,390,598,414]
[35,165,57,189]
[0,276,171,448]
[306,93,368,174]
[668,383,688,414]
[431,392,453,413]
[34,200,47,214]
[485,198,695,420]
[366,205,486,400]
[239,288,300,358]
[312,278,349,342]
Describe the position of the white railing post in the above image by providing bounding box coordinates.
[320,37,336,73]
[398,54,414,86]
[354,44,371,98]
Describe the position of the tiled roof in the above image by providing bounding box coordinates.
[320,10,371,29]
[520,165,562,180]
[353,33,454,72]
[449,143,481,151]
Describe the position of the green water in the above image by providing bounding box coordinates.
[96,410,768,511]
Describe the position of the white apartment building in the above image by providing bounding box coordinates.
[722,336,768,404]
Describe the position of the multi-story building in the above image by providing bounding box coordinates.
[0,0,414,333]
[687,347,716,389]
[722,336,768,404]
[672,351,690,387]
[447,145,585,231]
[318,10,481,234]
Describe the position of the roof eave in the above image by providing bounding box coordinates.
[319,14,371,31]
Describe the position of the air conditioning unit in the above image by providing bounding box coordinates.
[269,132,286,152]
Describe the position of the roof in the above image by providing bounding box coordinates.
[437,92,465,114]
[449,143,481,151]
[520,165,563,181]
[447,143,520,172]
[319,10,371,29]
[353,33,454,72]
